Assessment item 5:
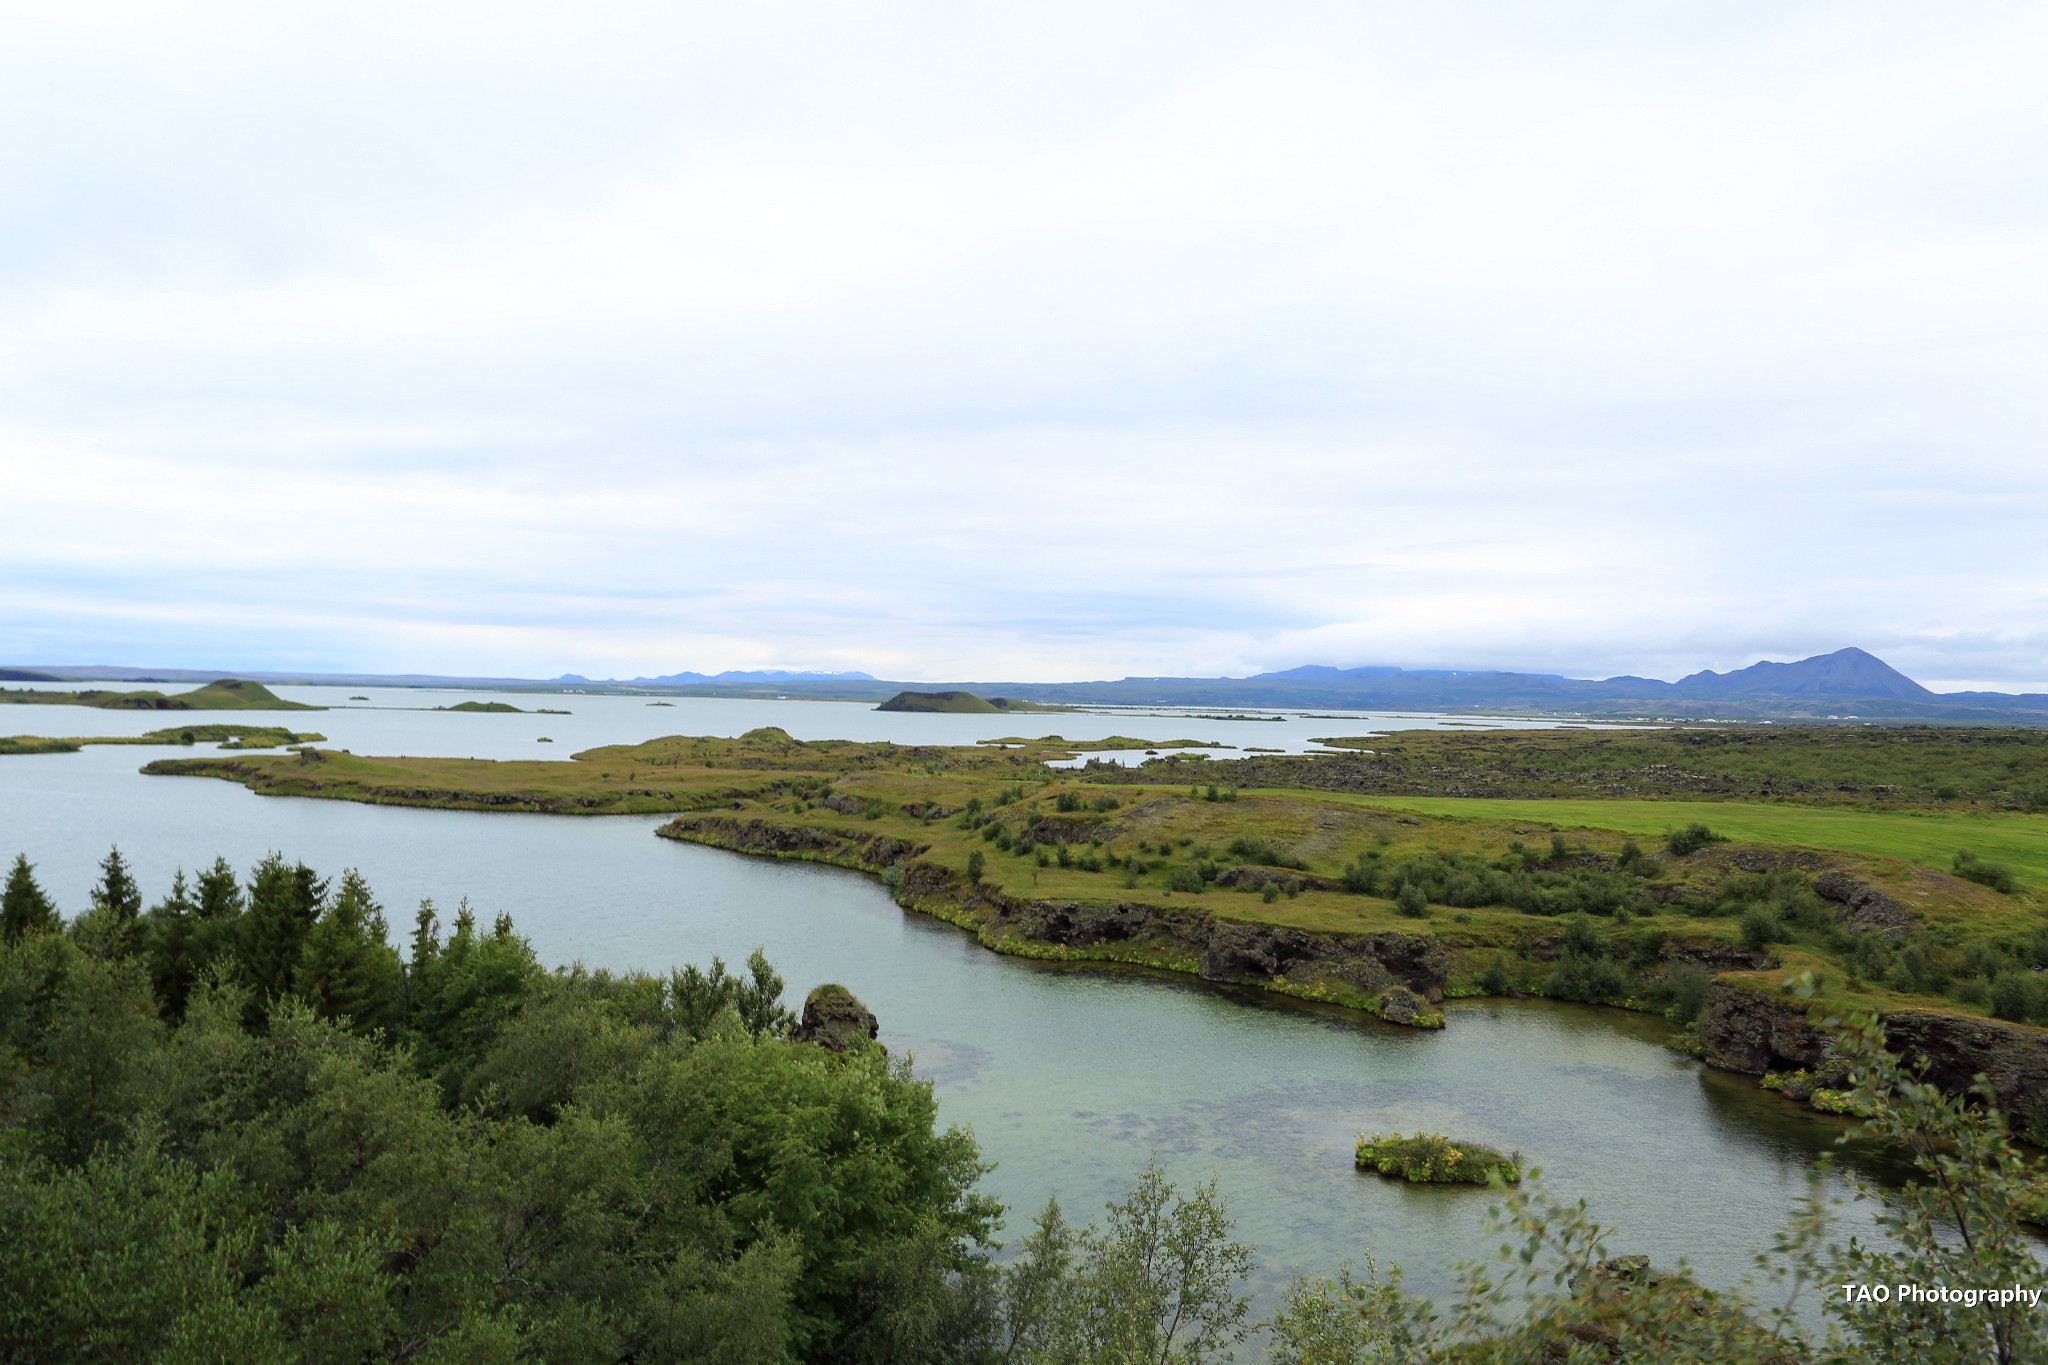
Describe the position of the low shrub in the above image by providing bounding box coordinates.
[1543,953,1628,1004]
[1224,835,1307,870]
[1954,850,2019,894]
[1665,823,1725,857]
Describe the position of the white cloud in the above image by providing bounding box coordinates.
[0,1,2043,688]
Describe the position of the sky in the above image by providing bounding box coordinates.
[2,2,2044,690]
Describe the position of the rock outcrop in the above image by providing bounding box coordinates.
[1698,982,1833,1075]
[1701,983,2048,1137]
[1883,1009,2048,1141]
[794,984,880,1053]
[1375,985,1443,1028]
[1812,871,1916,940]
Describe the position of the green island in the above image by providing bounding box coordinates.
[979,733,1229,751]
[434,700,571,714]
[0,678,319,712]
[875,689,1073,714]
[1355,1131,1522,1185]
[0,725,327,756]
[138,722,2048,1142]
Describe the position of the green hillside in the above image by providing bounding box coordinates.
[0,678,320,711]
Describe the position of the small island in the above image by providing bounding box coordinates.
[1355,1131,1521,1185]
[0,678,319,712]
[875,690,1072,714]
[434,701,571,715]
[0,724,326,756]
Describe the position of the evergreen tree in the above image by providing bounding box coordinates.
[1,853,60,942]
[296,869,403,1036]
[71,846,144,958]
[193,856,244,921]
[239,853,328,1012]
[144,870,198,1021]
[403,898,440,1022]
[189,855,245,982]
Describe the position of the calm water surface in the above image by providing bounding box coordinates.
[0,691,1887,1306]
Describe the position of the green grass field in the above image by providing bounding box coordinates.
[1330,794,2048,894]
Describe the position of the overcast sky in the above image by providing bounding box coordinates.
[3,2,2043,689]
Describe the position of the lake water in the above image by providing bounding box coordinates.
[0,688,1890,1309]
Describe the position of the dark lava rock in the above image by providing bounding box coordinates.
[1699,982,1832,1075]
[1884,1009,2048,1141]
[1376,986,1437,1027]
[1811,870,1916,940]
[794,984,880,1054]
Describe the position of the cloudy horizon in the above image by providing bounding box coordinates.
[4,3,2044,692]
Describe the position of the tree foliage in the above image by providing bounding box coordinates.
[3,851,2042,1362]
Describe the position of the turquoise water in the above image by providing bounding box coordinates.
[0,695,1894,1308]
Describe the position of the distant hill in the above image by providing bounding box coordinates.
[1667,647,1933,701]
[0,678,320,712]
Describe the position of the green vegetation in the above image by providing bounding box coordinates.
[1318,793,2048,894]
[1,725,325,755]
[433,700,572,714]
[139,728,2048,1034]
[0,852,993,1361]
[876,690,1071,714]
[1276,724,2048,811]
[1354,1131,1520,1185]
[6,853,2041,1362]
[0,736,79,755]
[1953,848,2019,894]
[0,678,319,711]
[1666,821,1727,856]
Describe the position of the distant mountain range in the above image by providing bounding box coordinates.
[9,648,2045,722]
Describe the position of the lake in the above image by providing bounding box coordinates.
[0,687,1890,1307]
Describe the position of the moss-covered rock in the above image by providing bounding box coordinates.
[795,984,881,1054]
[1376,985,1445,1029]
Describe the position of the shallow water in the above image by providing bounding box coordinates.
[0,695,1893,1308]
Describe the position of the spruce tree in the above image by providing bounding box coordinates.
[239,853,327,1010]
[404,898,441,1022]
[194,856,244,921]
[144,870,198,1020]
[190,854,246,980]
[296,869,403,1035]
[72,846,144,957]
[1,853,61,942]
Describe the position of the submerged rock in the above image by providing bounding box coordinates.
[795,984,881,1054]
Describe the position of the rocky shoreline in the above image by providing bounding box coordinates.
[657,814,2048,1135]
